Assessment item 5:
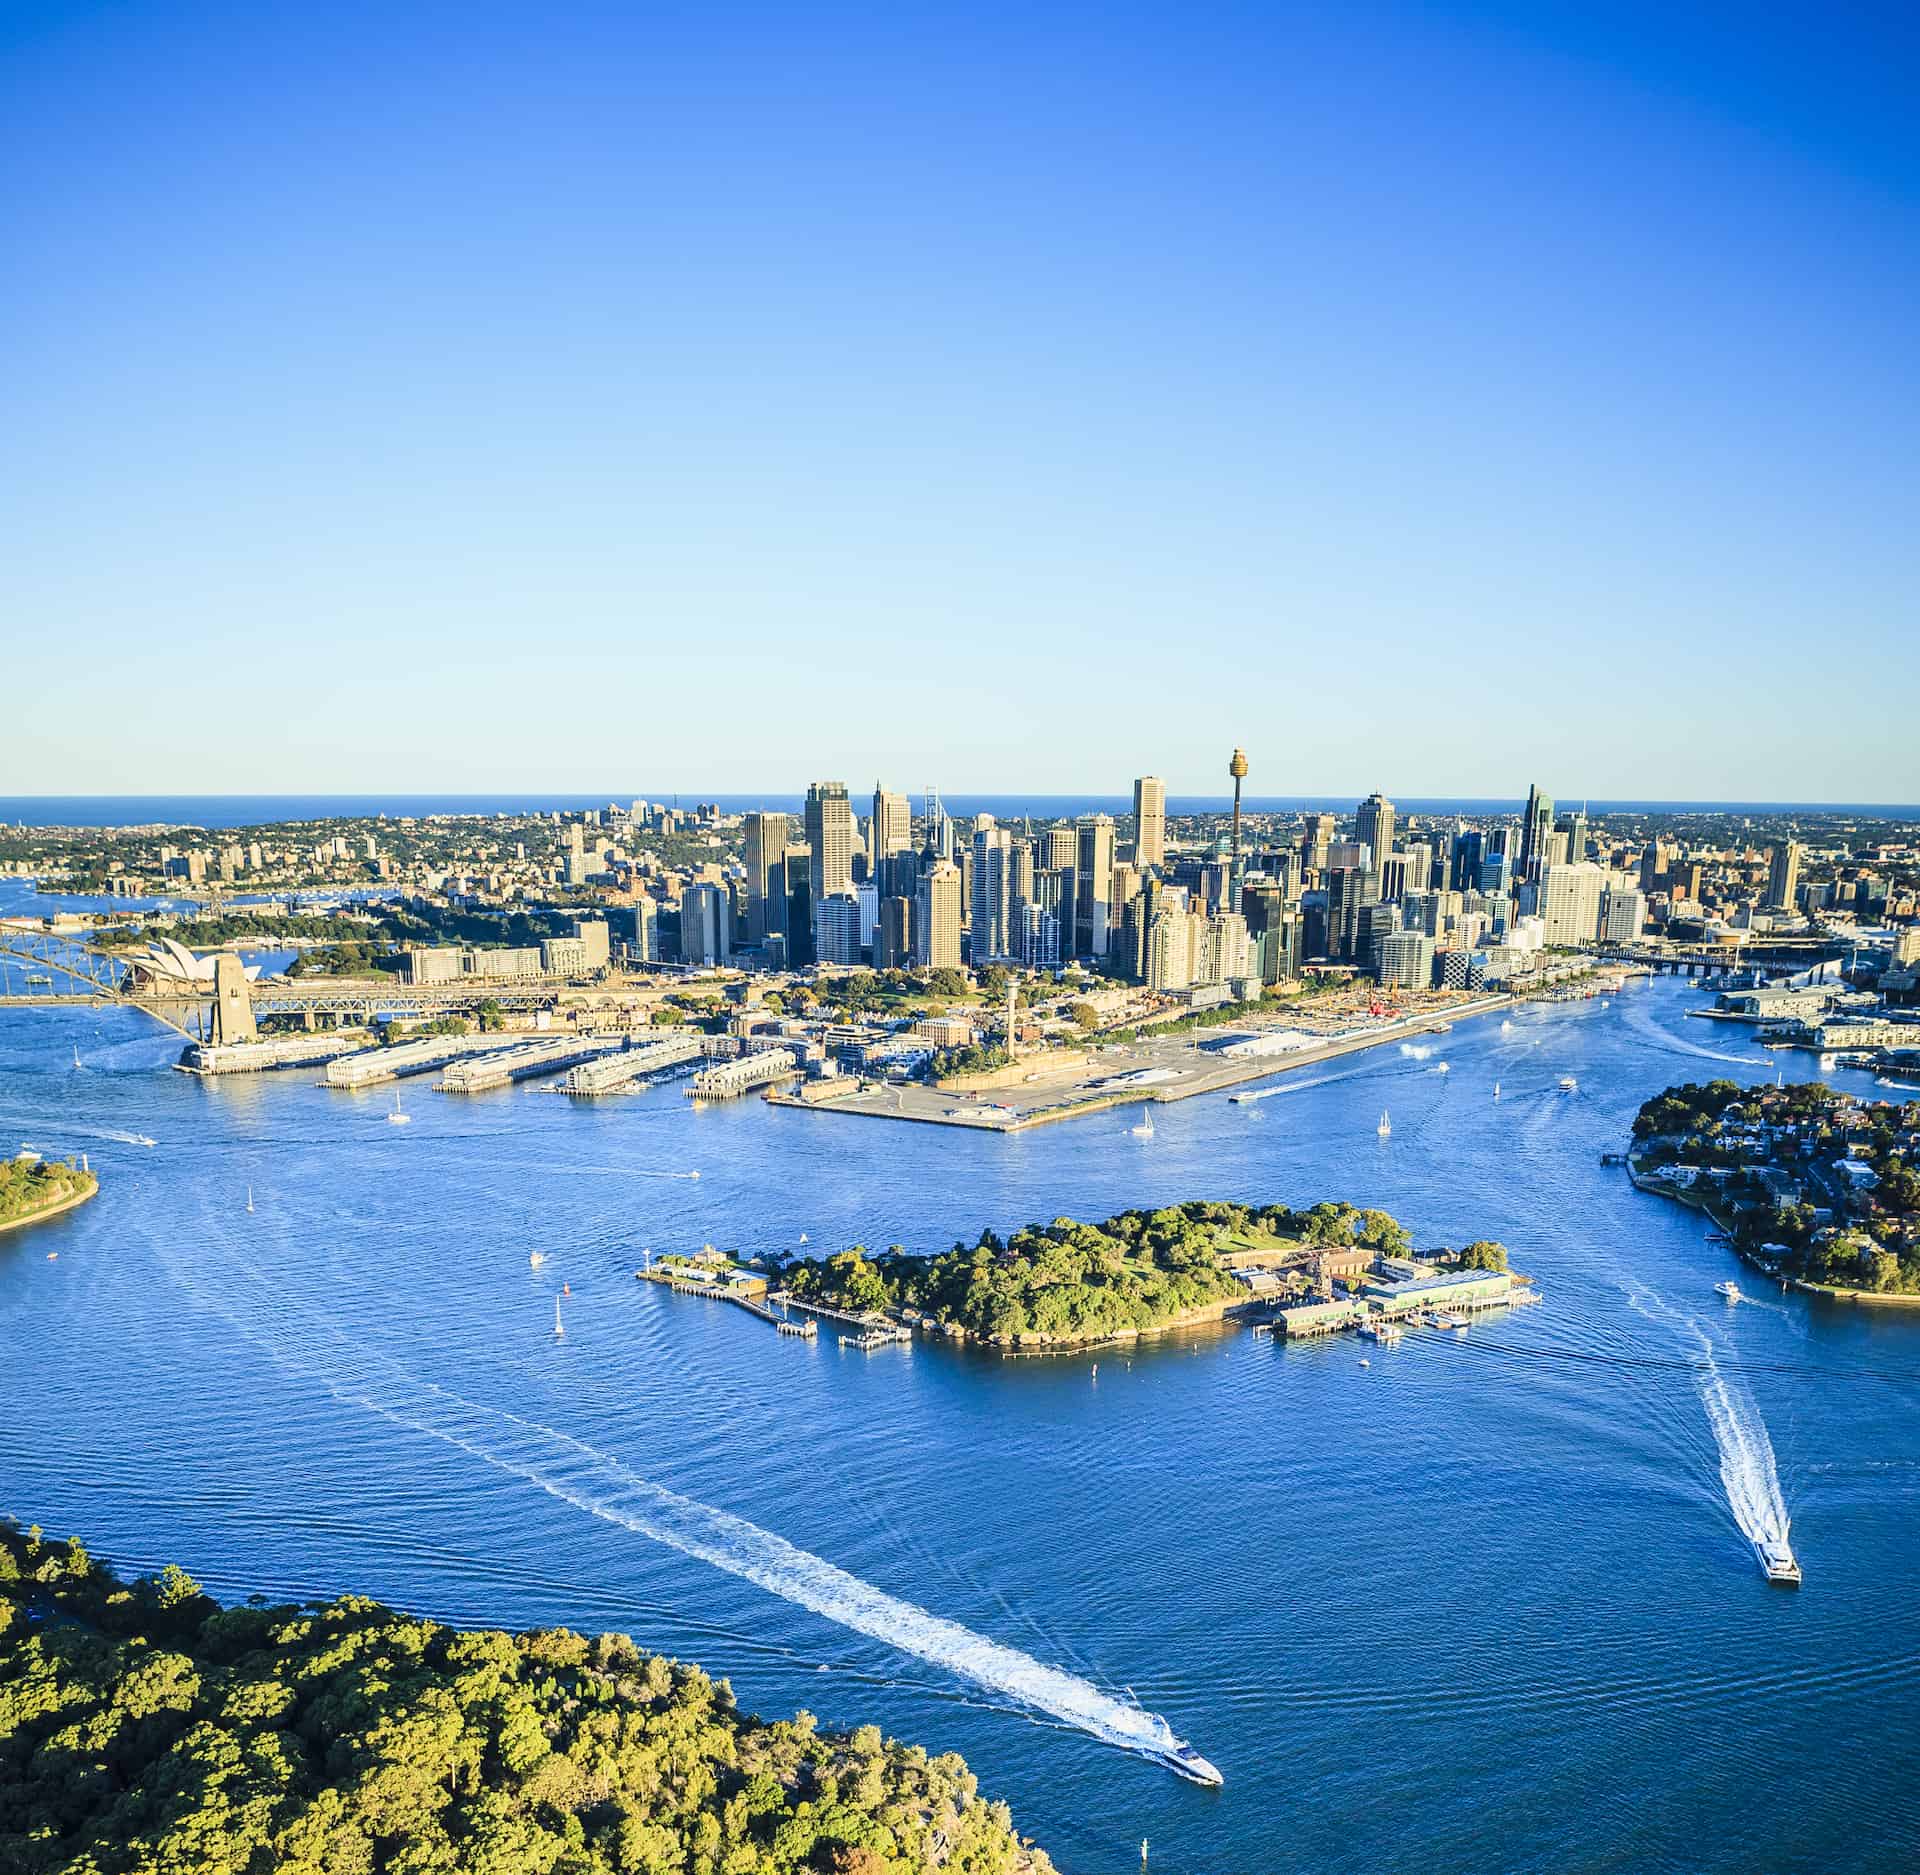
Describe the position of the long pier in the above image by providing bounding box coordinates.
[769,1292,912,1345]
[563,1034,706,1096]
[323,1032,517,1088]
[688,1048,801,1100]
[436,1035,625,1093]
[181,1032,370,1075]
[636,1268,818,1336]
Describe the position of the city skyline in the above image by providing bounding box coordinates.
[4,2,1915,800]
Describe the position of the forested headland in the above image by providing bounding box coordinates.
[0,1523,1051,1875]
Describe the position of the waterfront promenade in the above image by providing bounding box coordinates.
[771,993,1510,1132]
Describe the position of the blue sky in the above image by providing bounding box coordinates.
[3,1,1915,801]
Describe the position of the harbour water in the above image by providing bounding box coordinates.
[3,918,1918,1867]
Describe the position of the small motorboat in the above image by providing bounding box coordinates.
[1559,1076,1578,1091]
[1150,1738,1224,1785]
[1715,1280,1743,1303]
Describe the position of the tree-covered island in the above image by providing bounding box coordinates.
[1630,1080,1920,1297]
[0,1154,97,1235]
[779,1200,1513,1347]
[0,1522,1052,1875]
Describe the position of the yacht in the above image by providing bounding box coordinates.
[1753,1535,1802,1586]
[1714,1280,1743,1303]
[1492,1080,1501,1100]
[1131,1109,1156,1140]
[553,1297,565,1338]
[1152,1741,1225,1787]
[1436,1061,1450,1074]
[387,1091,411,1125]
[245,1185,254,1214]
[1376,1110,1391,1138]
[1558,1075,1578,1091]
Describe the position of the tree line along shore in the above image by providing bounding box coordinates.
[1629,1079,1920,1299]
[774,1199,1512,1348]
[0,1522,1051,1875]
[0,1155,97,1236]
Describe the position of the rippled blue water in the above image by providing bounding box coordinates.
[3,929,1918,1871]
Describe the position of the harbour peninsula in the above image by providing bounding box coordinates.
[0,1152,97,1238]
[1628,1080,1920,1302]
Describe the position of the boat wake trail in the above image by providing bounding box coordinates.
[158,1240,1189,1770]
[1695,1336,1791,1552]
[1627,1281,1793,1555]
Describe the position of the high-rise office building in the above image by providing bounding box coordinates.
[1600,886,1647,942]
[743,811,789,947]
[1520,784,1556,880]
[1355,792,1396,870]
[1018,903,1061,969]
[875,896,914,969]
[871,785,912,868]
[915,859,963,969]
[1146,888,1194,992]
[1376,929,1435,990]
[1768,841,1802,912]
[682,883,732,966]
[814,892,862,966]
[1074,814,1117,958]
[1325,865,1380,962]
[1041,825,1077,872]
[1303,814,1336,876]
[1539,862,1606,946]
[1357,901,1402,975]
[783,846,815,968]
[1132,776,1167,869]
[804,782,855,900]
[970,817,1015,963]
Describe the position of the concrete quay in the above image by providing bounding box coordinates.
[770,993,1510,1133]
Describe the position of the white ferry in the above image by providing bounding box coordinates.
[1754,1535,1802,1586]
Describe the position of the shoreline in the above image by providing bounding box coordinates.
[0,1179,99,1238]
[769,992,1513,1133]
[1625,1159,1920,1308]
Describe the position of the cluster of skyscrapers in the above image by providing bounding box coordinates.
[708,771,1659,997]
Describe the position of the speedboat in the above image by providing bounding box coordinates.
[1714,1280,1742,1303]
[1152,1741,1224,1787]
[1754,1535,1801,1586]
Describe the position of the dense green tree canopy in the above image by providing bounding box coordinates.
[0,1526,1049,1875]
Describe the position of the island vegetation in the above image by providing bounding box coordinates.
[781,1199,1452,1344]
[0,1521,1050,1875]
[0,1155,97,1233]
[1631,1079,1920,1295]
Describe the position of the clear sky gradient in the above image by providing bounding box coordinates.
[4,1,1915,801]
